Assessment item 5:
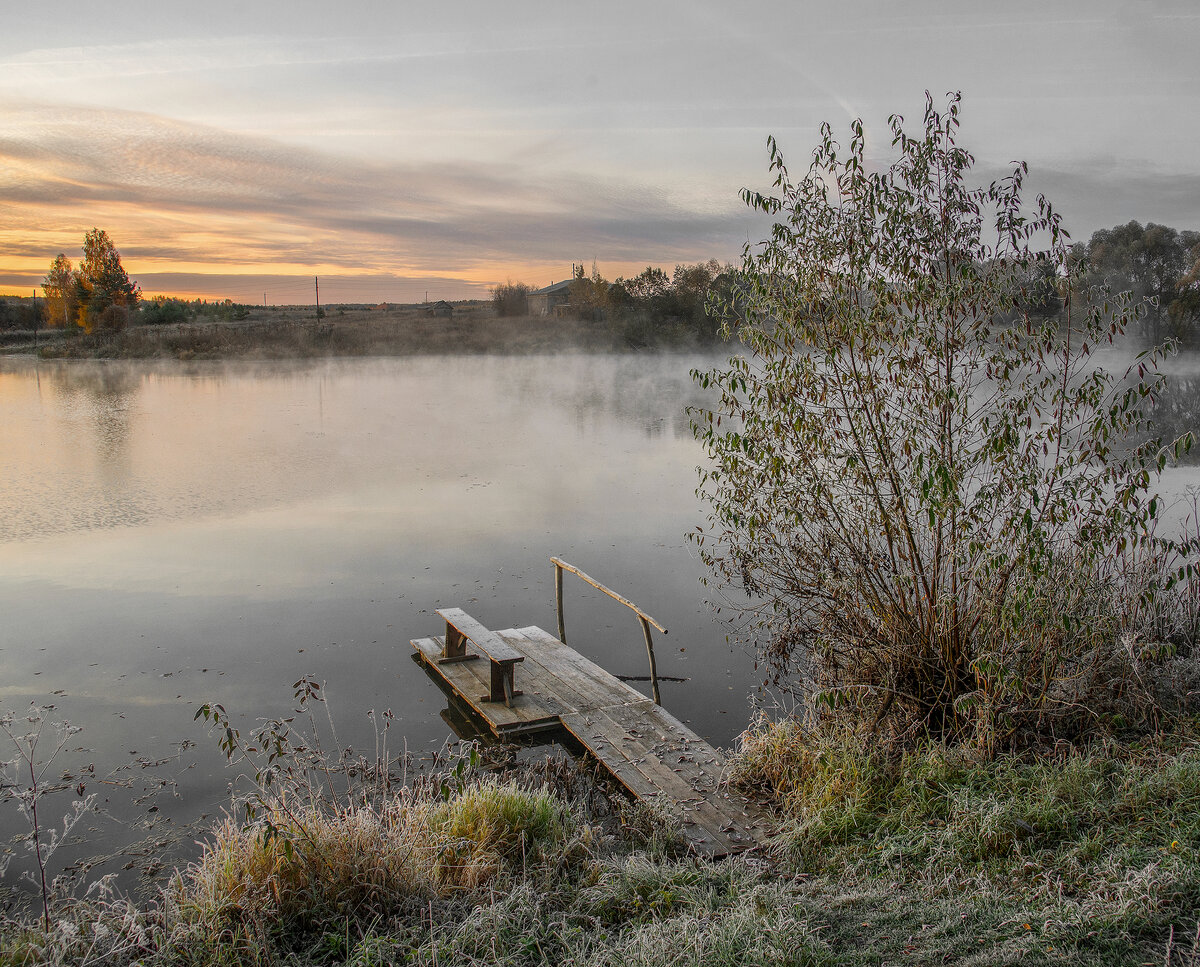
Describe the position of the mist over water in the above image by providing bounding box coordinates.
[0,353,761,884]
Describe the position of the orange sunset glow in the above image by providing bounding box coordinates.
[3,3,1199,303]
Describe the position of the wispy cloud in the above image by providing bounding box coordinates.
[0,102,757,295]
[3,0,1198,299]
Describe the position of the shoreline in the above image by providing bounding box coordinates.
[1,305,723,360]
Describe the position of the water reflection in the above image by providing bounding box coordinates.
[46,364,140,473]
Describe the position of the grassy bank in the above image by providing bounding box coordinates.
[3,722,1200,965]
[3,304,719,360]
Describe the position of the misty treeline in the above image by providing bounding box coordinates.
[488,224,1200,352]
[1069,222,1200,346]
[492,260,739,347]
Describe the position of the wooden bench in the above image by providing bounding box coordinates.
[435,608,524,707]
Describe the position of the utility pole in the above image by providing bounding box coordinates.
[314,277,320,319]
[31,288,37,349]
[263,292,266,308]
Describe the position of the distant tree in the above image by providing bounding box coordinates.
[140,296,191,325]
[1019,256,1063,319]
[95,304,129,333]
[1183,240,1200,292]
[1169,237,1200,341]
[75,229,139,333]
[621,266,670,300]
[491,280,531,317]
[568,261,609,320]
[669,260,725,340]
[609,261,733,345]
[41,254,78,328]
[671,259,721,298]
[606,280,632,310]
[1086,221,1191,345]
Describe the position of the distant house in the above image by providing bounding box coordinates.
[426,300,454,318]
[528,279,573,317]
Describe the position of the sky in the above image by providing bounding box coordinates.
[1,0,1198,303]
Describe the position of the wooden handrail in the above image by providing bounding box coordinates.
[551,556,666,705]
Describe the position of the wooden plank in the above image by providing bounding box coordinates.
[497,628,640,717]
[437,608,524,664]
[516,626,652,709]
[560,700,772,851]
[497,628,644,722]
[559,708,763,855]
[611,707,773,834]
[491,630,586,716]
[606,702,729,772]
[416,637,539,725]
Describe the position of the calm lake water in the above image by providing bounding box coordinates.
[0,352,764,888]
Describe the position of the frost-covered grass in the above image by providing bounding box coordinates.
[4,725,1200,964]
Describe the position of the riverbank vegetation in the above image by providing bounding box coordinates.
[0,297,727,359]
[693,92,1199,754]
[3,721,1200,965]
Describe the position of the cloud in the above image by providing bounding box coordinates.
[1022,163,1200,240]
[0,101,758,293]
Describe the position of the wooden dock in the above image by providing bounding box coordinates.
[412,608,773,857]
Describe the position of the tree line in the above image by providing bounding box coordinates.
[492,260,740,347]
[491,226,1200,351]
[8,222,1197,347]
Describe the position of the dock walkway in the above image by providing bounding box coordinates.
[412,610,773,857]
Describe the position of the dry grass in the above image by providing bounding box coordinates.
[172,776,585,934]
[4,740,1200,964]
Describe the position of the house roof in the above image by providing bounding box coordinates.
[531,279,573,296]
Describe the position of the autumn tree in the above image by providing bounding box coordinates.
[1171,237,1200,336]
[41,254,78,328]
[491,280,531,317]
[568,261,609,320]
[74,229,139,332]
[620,266,670,300]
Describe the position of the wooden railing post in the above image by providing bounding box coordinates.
[638,615,661,705]
[550,556,667,706]
[555,561,566,644]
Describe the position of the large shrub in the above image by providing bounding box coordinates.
[492,280,531,317]
[692,93,1193,752]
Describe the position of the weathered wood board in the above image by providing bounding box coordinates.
[412,616,773,857]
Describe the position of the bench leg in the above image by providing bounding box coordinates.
[481,662,522,708]
[438,627,480,664]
